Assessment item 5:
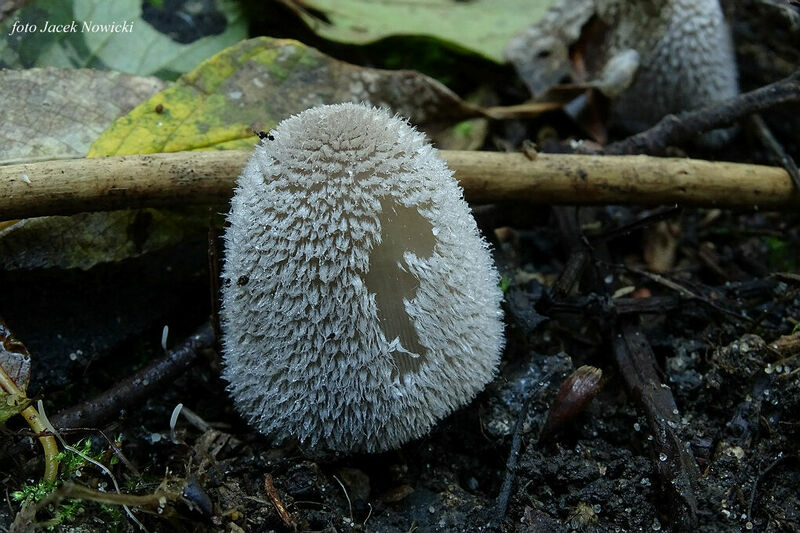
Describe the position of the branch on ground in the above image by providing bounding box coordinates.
[604,70,800,155]
[0,150,798,220]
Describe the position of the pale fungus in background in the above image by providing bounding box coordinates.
[506,0,739,144]
[220,103,505,453]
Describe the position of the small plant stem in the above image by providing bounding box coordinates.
[0,364,59,482]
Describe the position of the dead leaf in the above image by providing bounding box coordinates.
[282,0,555,63]
[0,68,168,165]
[0,69,192,271]
[504,0,595,97]
[3,38,509,270]
[0,391,31,425]
[89,37,485,156]
[0,317,31,392]
[0,209,207,271]
[0,316,33,426]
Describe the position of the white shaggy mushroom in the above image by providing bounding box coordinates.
[221,103,504,453]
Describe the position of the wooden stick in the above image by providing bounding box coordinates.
[604,70,800,155]
[0,150,797,219]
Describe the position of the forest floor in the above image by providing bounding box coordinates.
[1,1,799,532]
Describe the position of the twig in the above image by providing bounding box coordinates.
[750,114,800,191]
[625,266,755,325]
[747,453,796,532]
[604,70,800,155]
[12,480,185,533]
[612,320,700,531]
[52,322,214,430]
[589,206,683,244]
[265,473,297,531]
[549,249,590,300]
[481,101,563,119]
[548,294,681,315]
[1,151,798,220]
[490,387,535,531]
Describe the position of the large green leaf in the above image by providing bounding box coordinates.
[0,0,246,78]
[290,0,555,63]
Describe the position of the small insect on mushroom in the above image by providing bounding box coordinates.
[221,103,505,453]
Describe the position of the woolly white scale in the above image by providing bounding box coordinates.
[221,103,504,453]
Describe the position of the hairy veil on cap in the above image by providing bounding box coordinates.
[221,103,504,453]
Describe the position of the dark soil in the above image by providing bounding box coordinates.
[1,1,799,532]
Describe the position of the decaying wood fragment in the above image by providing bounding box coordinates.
[612,320,700,530]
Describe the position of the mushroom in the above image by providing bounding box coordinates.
[220,103,504,453]
[506,0,739,144]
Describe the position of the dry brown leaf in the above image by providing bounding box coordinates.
[0,68,167,165]
[0,317,31,392]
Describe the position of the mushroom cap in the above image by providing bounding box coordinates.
[221,103,504,453]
